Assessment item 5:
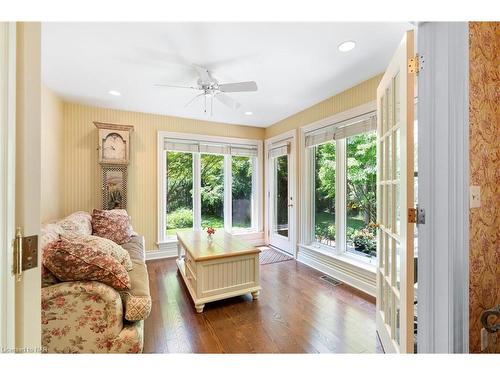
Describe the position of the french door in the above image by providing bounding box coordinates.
[267,133,295,255]
[376,30,415,353]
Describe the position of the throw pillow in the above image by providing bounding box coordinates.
[57,211,92,236]
[91,209,132,245]
[43,239,131,290]
[61,233,134,271]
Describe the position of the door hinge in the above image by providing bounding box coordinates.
[408,53,424,74]
[408,207,425,224]
[12,228,38,281]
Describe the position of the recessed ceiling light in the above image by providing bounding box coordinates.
[244,111,253,116]
[108,90,121,96]
[338,41,356,52]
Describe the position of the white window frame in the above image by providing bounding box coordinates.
[300,101,378,270]
[157,131,263,250]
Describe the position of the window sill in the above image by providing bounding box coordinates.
[301,244,376,273]
[297,243,376,296]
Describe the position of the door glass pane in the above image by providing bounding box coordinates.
[394,72,400,124]
[314,143,336,246]
[274,155,289,238]
[232,156,253,230]
[166,151,193,237]
[395,298,401,345]
[201,154,224,230]
[396,240,401,290]
[346,131,377,260]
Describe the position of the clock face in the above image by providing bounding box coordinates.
[102,133,126,161]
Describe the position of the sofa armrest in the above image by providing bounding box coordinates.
[42,281,124,353]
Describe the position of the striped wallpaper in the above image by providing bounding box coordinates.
[60,102,265,251]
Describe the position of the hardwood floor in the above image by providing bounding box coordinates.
[144,258,384,353]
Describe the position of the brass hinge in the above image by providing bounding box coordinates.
[408,53,420,74]
[408,208,417,223]
[12,227,38,281]
[408,207,426,224]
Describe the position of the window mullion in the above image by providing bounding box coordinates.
[336,139,346,255]
[193,153,201,230]
[224,155,232,232]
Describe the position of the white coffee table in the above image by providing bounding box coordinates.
[176,231,261,313]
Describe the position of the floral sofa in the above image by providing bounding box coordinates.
[41,211,151,353]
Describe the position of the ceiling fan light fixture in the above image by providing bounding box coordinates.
[338,40,356,52]
[108,90,121,96]
[244,111,253,116]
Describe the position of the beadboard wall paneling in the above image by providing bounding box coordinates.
[468,22,500,354]
[61,103,265,251]
[41,85,64,221]
[265,74,382,139]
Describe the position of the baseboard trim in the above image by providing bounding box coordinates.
[297,245,376,297]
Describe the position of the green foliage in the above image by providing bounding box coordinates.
[352,227,377,257]
[166,151,254,230]
[315,143,336,214]
[346,132,377,224]
[167,208,193,229]
[200,154,224,216]
[166,152,193,212]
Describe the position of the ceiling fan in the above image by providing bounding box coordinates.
[154,64,258,115]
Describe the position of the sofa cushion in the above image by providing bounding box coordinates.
[91,209,132,245]
[61,233,133,271]
[57,211,92,236]
[120,260,151,322]
[43,239,131,290]
[41,265,59,287]
[121,236,145,262]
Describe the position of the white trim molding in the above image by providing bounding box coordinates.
[0,21,16,350]
[297,244,376,296]
[417,22,469,353]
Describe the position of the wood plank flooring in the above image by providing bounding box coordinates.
[144,258,384,353]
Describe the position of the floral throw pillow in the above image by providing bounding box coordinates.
[91,209,132,245]
[43,239,131,291]
[61,233,134,271]
[57,211,92,236]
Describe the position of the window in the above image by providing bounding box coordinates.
[158,132,262,243]
[231,156,253,230]
[201,154,225,230]
[166,151,193,236]
[305,113,377,264]
[314,142,336,246]
[345,131,377,258]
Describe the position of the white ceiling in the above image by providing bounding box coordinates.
[42,22,412,127]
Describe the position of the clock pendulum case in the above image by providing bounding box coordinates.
[94,122,134,210]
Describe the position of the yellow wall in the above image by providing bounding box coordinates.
[60,102,265,251]
[41,85,63,222]
[265,74,382,139]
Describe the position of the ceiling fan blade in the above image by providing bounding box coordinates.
[193,64,213,84]
[218,81,258,93]
[215,92,241,110]
[154,83,200,90]
[185,93,205,108]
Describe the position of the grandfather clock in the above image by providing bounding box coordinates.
[94,122,134,210]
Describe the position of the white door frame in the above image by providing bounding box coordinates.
[417,22,469,353]
[0,22,17,350]
[265,129,297,256]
